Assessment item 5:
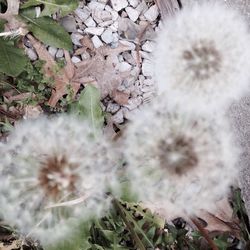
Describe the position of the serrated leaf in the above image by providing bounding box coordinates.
[21,0,79,17]
[0,39,28,77]
[70,85,104,134]
[19,14,72,50]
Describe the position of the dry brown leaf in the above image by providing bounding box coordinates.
[197,199,241,236]
[73,41,132,99]
[27,34,80,107]
[111,90,130,105]
[28,34,133,106]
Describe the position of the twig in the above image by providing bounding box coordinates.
[191,216,219,250]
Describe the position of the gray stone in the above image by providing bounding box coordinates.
[26,48,38,61]
[111,0,128,11]
[71,33,84,46]
[71,56,81,63]
[85,16,96,27]
[125,6,140,22]
[101,29,113,44]
[91,35,104,48]
[112,109,124,123]
[85,27,104,35]
[106,102,120,114]
[74,8,90,21]
[60,16,77,32]
[48,46,57,58]
[144,5,159,22]
[56,49,64,58]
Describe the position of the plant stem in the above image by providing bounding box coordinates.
[113,199,146,250]
[191,216,219,250]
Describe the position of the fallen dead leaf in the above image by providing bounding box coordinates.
[28,34,132,107]
[197,198,241,237]
[27,34,80,107]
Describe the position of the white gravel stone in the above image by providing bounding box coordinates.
[74,8,90,21]
[85,27,104,35]
[26,48,38,61]
[106,102,120,114]
[109,21,119,32]
[84,16,96,27]
[136,1,148,14]
[128,0,139,8]
[93,10,112,21]
[99,20,114,27]
[112,109,124,123]
[139,51,151,60]
[111,0,128,12]
[142,41,155,52]
[125,7,140,22]
[71,56,81,63]
[142,59,153,77]
[101,29,113,44]
[88,1,105,10]
[71,33,84,46]
[124,97,142,110]
[91,35,104,48]
[144,5,159,22]
[56,49,64,58]
[48,46,57,58]
[117,62,132,72]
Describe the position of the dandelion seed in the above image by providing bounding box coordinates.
[125,98,238,216]
[154,2,250,113]
[0,115,116,245]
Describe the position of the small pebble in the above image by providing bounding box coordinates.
[71,33,84,46]
[128,0,139,8]
[101,29,113,44]
[71,56,81,63]
[111,0,128,12]
[85,16,96,27]
[125,7,140,22]
[91,35,104,48]
[26,48,38,61]
[142,41,155,52]
[74,8,90,21]
[117,62,132,72]
[85,27,104,35]
[88,1,105,10]
[144,5,159,22]
[112,109,124,123]
[106,102,120,114]
[48,46,57,58]
[56,49,64,58]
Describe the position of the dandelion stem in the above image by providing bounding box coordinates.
[113,199,147,250]
[191,216,219,250]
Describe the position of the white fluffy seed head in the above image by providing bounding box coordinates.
[0,115,116,245]
[154,2,250,114]
[125,98,239,216]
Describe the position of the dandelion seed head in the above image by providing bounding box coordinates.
[154,2,250,112]
[0,115,115,244]
[125,99,238,215]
